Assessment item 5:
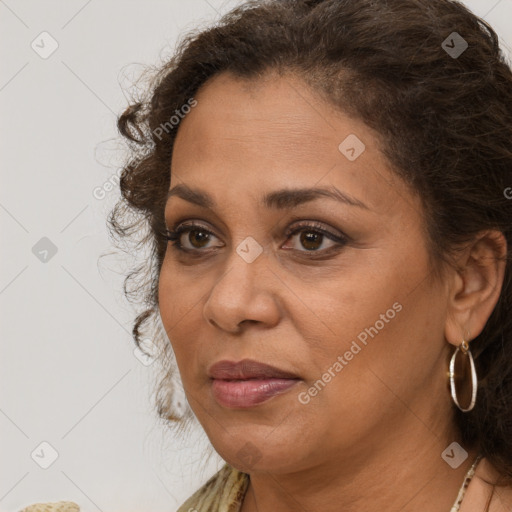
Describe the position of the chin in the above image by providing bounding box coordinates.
[207,427,309,474]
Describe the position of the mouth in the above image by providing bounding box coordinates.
[208,359,301,408]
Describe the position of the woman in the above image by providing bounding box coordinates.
[114,0,512,510]
[20,0,512,510]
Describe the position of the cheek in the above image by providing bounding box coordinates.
[158,252,207,322]
[282,259,400,354]
[288,249,434,396]
[157,262,202,374]
[306,278,445,422]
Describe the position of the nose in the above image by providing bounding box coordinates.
[203,246,282,333]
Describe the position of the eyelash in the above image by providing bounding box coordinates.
[164,220,348,258]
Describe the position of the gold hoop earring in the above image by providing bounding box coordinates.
[449,338,477,412]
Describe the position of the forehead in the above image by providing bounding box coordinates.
[175,71,350,161]
[170,71,419,219]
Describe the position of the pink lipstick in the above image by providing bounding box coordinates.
[208,359,301,408]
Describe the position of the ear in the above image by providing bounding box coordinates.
[444,229,507,347]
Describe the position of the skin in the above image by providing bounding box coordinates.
[157,70,507,512]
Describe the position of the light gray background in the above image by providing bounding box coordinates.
[1,1,511,511]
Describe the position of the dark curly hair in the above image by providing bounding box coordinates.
[109,0,512,483]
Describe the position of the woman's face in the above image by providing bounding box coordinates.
[158,71,454,473]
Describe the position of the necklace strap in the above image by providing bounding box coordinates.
[450,454,483,512]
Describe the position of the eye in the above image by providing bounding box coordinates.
[165,222,221,252]
[282,221,348,254]
[164,220,348,256]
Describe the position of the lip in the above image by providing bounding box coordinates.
[208,359,301,408]
[208,359,300,380]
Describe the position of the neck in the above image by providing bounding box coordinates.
[240,415,479,512]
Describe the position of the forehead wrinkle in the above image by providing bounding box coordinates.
[178,115,338,165]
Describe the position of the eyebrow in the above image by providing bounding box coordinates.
[166,183,369,210]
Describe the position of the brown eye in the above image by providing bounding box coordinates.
[282,222,348,254]
[165,223,221,252]
[187,228,211,248]
[298,230,324,251]
[165,220,347,257]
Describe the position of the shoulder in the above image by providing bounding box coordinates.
[17,466,250,512]
[18,502,80,512]
[461,457,512,512]
[176,462,250,512]
[488,478,512,512]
